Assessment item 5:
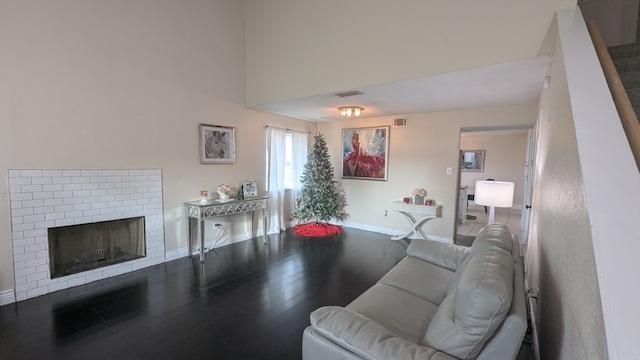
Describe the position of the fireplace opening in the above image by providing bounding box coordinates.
[48,217,146,279]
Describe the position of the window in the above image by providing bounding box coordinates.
[265,127,308,234]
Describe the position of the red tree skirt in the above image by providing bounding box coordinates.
[293,222,343,237]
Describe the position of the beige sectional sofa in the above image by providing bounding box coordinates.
[302,223,527,360]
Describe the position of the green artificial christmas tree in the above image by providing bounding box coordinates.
[292,134,347,235]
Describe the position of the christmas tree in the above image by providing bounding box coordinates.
[292,134,347,228]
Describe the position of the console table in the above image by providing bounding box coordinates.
[184,196,268,262]
[391,201,442,240]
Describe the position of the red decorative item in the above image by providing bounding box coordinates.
[293,222,343,237]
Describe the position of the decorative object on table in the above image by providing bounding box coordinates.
[243,180,258,198]
[341,126,389,181]
[425,199,436,206]
[414,195,423,206]
[216,184,234,201]
[461,149,485,172]
[412,188,427,206]
[199,124,236,164]
[199,190,209,204]
[474,180,514,224]
[292,134,347,237]
[403,197,411,204]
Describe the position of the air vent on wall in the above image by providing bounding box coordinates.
[334,90,363,98]
[393,118,407,127]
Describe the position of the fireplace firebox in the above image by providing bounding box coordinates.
[48,217,146,279]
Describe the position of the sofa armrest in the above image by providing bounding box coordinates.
[407,240,470,271]
[310,306,456,360]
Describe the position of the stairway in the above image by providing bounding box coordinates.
[608,42,640,119]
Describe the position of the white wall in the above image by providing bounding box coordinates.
[527,7,640,359]
[0,1,314,296]
[460,133,529,209]
[531,33,607,359]
[244,0,574,106]
[319,104,537,241]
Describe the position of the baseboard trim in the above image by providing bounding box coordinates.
[0,289,16,306]
[167,231,264,261]
[166,224,454,261]
[338,221,397,235]
[165,247,189,262]
[338,221,453,243]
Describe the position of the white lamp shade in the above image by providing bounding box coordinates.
[474,181,514,208]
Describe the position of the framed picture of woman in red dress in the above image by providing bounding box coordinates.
[342,126,389,181]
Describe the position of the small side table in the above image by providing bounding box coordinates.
[391,201,442,240]
[184,196,268,262]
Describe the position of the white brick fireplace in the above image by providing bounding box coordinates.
[8,169,165,302]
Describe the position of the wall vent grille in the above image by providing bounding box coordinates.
[334,90,363,97]
[393,118,407,127]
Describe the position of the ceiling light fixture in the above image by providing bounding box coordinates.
[338,106,364,117]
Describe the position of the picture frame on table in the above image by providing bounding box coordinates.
[243,181,258,198]
[341,126,390,181]
[200,124,236,164]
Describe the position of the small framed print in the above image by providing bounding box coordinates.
[461,150,485,172]
[243,181,258,198]
[200,124,236,164]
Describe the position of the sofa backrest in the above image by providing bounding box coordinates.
[422,244,514,360]
[441,224,515,299]
[470,223,513,255]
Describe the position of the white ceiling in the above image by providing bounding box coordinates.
[252,56,552,122]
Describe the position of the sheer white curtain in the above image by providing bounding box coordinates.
[266,127,287,234]
[291,131,309,208]
[265,127,309,234]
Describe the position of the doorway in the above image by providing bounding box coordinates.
[456,126,533,242]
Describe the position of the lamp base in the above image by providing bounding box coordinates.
[487,206,496,224]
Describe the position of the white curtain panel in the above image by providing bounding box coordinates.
[291,130,309,211]
[266,127,287,234]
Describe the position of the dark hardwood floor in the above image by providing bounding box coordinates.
[0,228,408,360]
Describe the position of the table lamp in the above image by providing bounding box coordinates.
[474,180,515,224]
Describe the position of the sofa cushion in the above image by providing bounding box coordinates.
[346,283,439,344]
[309,307,457,360]
[423,246,514,360]
[378,256,455,306]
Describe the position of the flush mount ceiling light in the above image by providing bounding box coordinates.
[338,106,364,117]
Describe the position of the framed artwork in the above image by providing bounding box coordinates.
[243,181,258,198]
[200,124,236,164]
[461,150,485,172]
[342,126,390,181]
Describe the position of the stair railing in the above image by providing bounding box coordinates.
[586,19,640,171]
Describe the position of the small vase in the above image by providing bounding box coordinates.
[219,193,230,201]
